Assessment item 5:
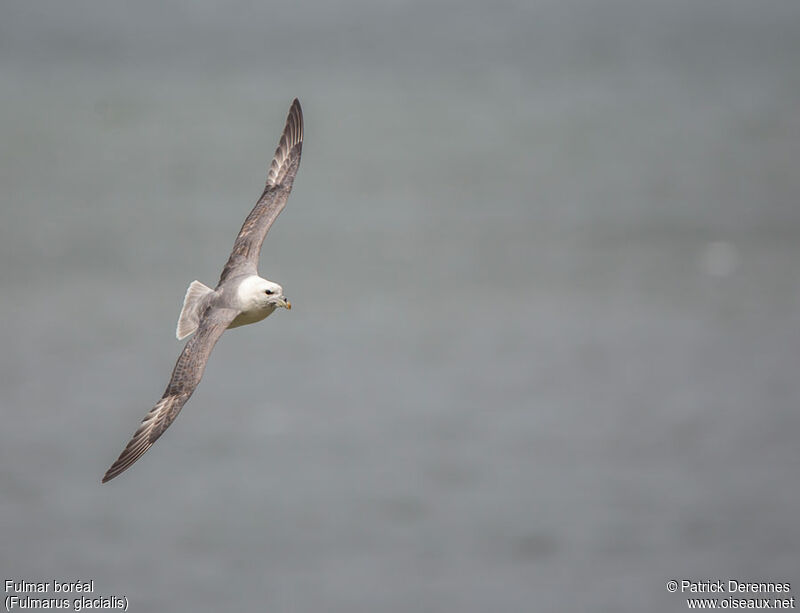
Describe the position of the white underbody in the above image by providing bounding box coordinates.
[228,303,276,329]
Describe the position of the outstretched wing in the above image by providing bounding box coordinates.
[218,99,303,284]
[102,307,238,483]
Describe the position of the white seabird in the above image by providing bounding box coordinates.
[102,99,303,483]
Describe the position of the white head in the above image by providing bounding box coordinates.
[237,276,291,311]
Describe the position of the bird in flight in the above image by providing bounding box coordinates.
[102,99,304,483]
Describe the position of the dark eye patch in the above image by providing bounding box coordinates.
[265,289,274,295]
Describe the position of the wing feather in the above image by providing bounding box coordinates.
[102,308,238,483]
[218,99,303,284]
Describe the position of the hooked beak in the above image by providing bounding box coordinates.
[282,297,292,310]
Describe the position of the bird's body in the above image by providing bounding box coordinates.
[102,99,303,483]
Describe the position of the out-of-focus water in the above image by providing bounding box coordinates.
[1,1,799,611]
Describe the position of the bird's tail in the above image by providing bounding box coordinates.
[176,280,213,340]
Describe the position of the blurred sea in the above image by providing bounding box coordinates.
[1,1,799,611]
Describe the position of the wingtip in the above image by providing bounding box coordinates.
[265,98,304,187]
[288,98,303,143]
[287,98,302,131]
[101,461,124,483]
[290,99,302,126]
[101,454,137,484]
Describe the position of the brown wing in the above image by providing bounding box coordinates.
[218,99,303,284]
[102,307,238,483]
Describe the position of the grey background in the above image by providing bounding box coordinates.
[1,1,798,611]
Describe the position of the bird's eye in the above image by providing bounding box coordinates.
[265,289,274,295]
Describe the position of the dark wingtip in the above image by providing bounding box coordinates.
[101,428,156,483]
[287,98,303,141]
[288,98,303,145]
[265,98,304,187]
[101,460,126,483]
[101,455,136,483]
[101,466,116,483]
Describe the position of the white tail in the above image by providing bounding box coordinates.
[176,280,213,340]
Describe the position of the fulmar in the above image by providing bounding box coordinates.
[102,99,303,483]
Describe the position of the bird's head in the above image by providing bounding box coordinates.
[258,278,291,310]
[237,275,292,311]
